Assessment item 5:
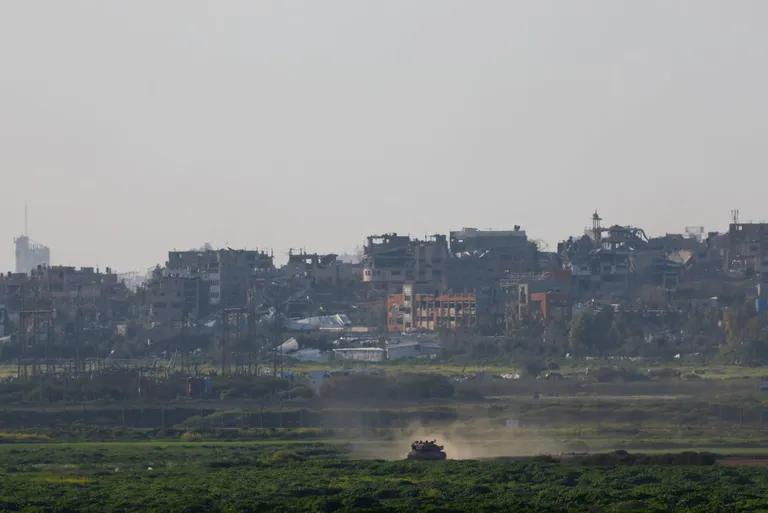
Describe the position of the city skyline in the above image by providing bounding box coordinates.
[0,204,749,274]
[3,1,768,271]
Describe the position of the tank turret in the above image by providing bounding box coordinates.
[407,439,447,460]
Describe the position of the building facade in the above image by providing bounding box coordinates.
[362,233,449,293]
[283,251,361,285]
[447,227,540,291]
[387,283,477,332]
[139,271,208,325]
[727,222,768,276]
[14,235,50,275]
[166,248,274,308]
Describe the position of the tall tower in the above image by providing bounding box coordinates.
[14,235,30,274]
[14,206,50,274]
[592,211,603,242]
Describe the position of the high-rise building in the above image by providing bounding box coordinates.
[14,235,50,274]
[14,206,50,275]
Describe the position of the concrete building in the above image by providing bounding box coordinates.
[362,233,449,293]
[166,247,274,308]
[282,250,361,285]
[726,222,768,276]
[529,291,571,322]
[0,272,36,314]
[139,272,208,325]
[0,266,133,341]
[14,235,50,275]
[450,226,531,255]
[386,339,442,360]
[387,282,477,332]
[332,347,386,362]
[558,213,662,292]
[447,227,539,291]
[498,270,572,329]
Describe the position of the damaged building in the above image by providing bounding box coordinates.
[166,247,274,308]
[387,282,478,332]
[726,222,768,276]
[447,227,540,291]
[557,212,705,296]
[0,265,133,339]
[282,250,361,286]
[499,270,573,329]
[362,233,449,293]
[137,268,209,325]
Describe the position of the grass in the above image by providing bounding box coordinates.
[0,364,16,378]
[3,357,768,510]
[2,441,768,512]
[4,357,767,383]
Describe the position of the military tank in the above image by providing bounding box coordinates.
[407,440,447,460]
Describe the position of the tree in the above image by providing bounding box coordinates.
[568,307,617,356]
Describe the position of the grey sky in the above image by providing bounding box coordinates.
[2,1,767,272]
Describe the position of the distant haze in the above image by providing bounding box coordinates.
[2,1,767,272]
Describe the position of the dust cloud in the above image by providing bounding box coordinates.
[347,419,566,460]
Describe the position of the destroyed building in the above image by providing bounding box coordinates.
[499,270,573,329]
[726,222,768,276]
[137,268,209,325]
[446,227,540,291]
[166,247,274,308]
[387,282,477,332]
[362,234,448,293]
[449,226,536,265]
[362,228,540,296]
[2,208,760,358]
[39,266,132,323]
[0,266,130,317]
[0,272,41,313]
[557,212,703,295]
[0,265,133,341]
[282,250,361,286]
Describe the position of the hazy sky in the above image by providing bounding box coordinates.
[2,1,767,272]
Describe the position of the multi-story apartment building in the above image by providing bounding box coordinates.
[362,234,448,293]
[387,283,477,332]
[166,247,274,308]
[727,222,768,276]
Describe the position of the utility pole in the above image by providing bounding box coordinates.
[17,284,24,380]
[272,344,278,378]
[220,310,227,377]
[180,310,188,375]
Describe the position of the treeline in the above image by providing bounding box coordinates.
[440,303,768,364]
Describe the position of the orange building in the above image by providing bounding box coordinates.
[529,291,571,322]
[387,283,477,332]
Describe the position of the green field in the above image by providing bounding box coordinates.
[2,441,768,512]
[288,360,768,380]
[4,359,768,511]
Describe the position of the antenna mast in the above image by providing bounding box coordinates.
[24,204,28,236]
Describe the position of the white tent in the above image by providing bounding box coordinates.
[285,313,351,332]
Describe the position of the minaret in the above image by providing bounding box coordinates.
[592,210,602,242]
